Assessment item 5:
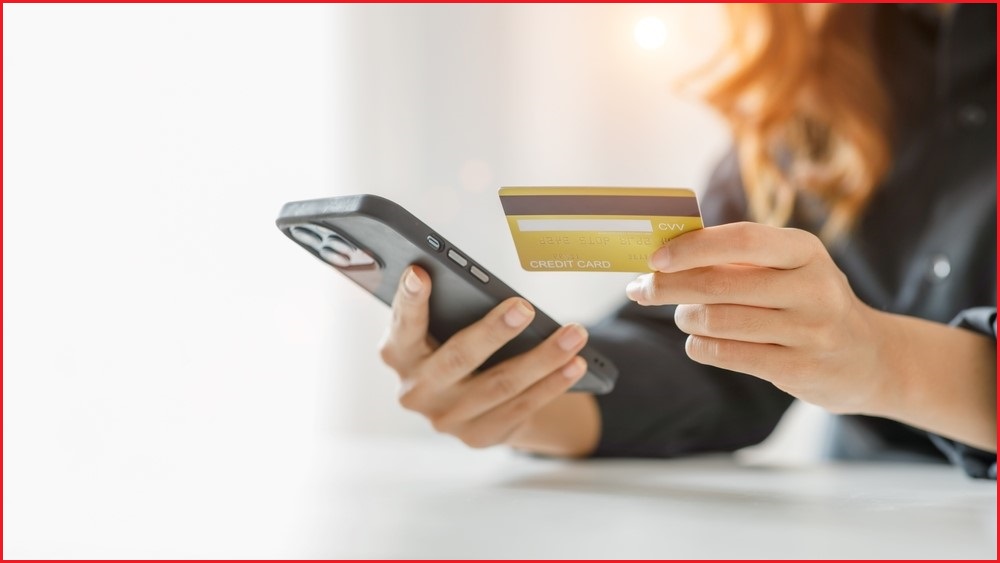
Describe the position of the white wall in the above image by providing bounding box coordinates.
[4,4,823,557]
[4,4,344,557]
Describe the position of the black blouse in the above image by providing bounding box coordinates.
[589,4,997,479]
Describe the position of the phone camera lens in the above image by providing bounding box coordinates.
[291,227,323,247]
[320,246,352,267]
[326,234,356,256]
[317,233,377,268]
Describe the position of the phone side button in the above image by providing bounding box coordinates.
[447,249,469,268]
[469,265,489,283]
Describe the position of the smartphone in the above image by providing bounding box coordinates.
[276,194,618,394]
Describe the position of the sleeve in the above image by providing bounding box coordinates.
[589,151,796,458]
[927,307,998,480]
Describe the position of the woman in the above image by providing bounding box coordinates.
[377,4,996,478]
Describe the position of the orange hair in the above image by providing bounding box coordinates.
[701,4,891,239]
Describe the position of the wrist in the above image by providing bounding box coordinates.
[859,307,914,420]
[860,309,997,451]
[505,394,601,457]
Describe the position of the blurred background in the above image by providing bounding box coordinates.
[4,4,825,557]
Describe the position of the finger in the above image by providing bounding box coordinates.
[650,222,822,273]
[452,356,588,449]
[674,303,796,345]
[627,264,800,308]
[684,334,799,387]
[382,266,434,367]
[417,297,537,387]
[446,324,589,421]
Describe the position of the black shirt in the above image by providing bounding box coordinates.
[589,4,997,479]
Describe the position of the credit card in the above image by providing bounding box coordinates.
[499,187,703,272]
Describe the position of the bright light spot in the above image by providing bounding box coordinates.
[634,16,667,50]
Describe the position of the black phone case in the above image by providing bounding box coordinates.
[276,194,618,394]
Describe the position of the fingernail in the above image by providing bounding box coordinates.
[403,270,423,295]
[649,248,670,271]
[503,301,533,328]
[562,357,586,379]
[625,278,645,301]
[558,324,587,351]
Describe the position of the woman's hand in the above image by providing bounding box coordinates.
[378,266,600,455]
[626,222,889,415]
[625,221,996,452]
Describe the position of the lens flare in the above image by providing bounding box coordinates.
[634,16,667,50]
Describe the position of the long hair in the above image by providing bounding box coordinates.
[701,4,891,239]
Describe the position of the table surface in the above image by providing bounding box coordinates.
[5,435,996,558]
[295,437,996,559]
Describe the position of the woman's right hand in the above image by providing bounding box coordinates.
[378,265,598,454]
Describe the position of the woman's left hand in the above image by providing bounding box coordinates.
[626,221,889,415]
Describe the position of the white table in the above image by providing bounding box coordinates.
[294,437,996,559]
[5,435,995,558]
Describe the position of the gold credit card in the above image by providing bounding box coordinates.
[499,187,703,272]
